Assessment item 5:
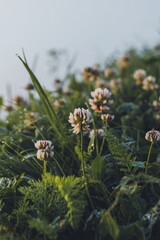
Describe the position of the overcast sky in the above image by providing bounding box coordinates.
[0,0,160,101]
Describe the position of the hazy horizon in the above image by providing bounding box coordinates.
[0,0,160,102]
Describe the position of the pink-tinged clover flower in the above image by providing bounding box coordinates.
[35,140,54,161]
[142,76,159,90]
[145,130,160,142]
[133,69,146,85]
[89,88,113,113]
[101,114,114,122]
[68,108,92,134]
[37,149,54,161]
[35,140,54,150]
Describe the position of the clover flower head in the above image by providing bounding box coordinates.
[95,79,107,89]
[117,54,130,69]
[12,96,27,108]
[101,114,114,122]
[145,130,160,142]
[153,100,160,110]
[68,108,92,134]
[35,140,54,150]
[3,105,13,112]
[133,69,147,85]
[89,129,104,139]
[53,98,67,108]
[89,88,113,113]
[24,83,34,90]
[82,66,100,82]
[35,140,54,161]
[142,75,159,90]
[109,78,122,93]
[104,68,115,78]
[91,88,112,102]
[37,149,54,161]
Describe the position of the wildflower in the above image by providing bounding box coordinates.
[24,83,34,90]
[117,54,130,69]
[54,78,61,84]
[54,86,63,93]
[24,112,39,128]
[82,66,100,82]
[142,76,159,90]
[101,114,114,122]
[133,69,146,85]
[95,79,107,89]
[145,130,160,142]
[109,78,122,94]
[154,114,160,121]
[3,105,13,112]
[89,129,104,139]
[153,100,160,110]
[35,140,54,150]
[68,108,92,134]
[89,88,113,113]
[104,68,115,78]
[12,96,27,108]
[37,149,54,161]
[53,98,67,108]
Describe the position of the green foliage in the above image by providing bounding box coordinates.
[105,130,136,174]
[1,45,160,239]
[54,175,86,229]
[98,211,120,240]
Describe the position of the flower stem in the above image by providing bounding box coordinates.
[99,136,105,156]
[53,157,65,176]
[80,130,94,209]
[43,160,47,176]
[145,142,153,174]
[86,102,99,156]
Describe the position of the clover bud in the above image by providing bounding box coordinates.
[145,130,160,142]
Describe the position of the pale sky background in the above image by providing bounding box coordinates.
[0,0,160,102]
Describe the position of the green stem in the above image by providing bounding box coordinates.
[80,130,94,209]
[99,120,108,156]
[43,160,47,176]
[145,142,153,174]
[80,130,85,179]
[53,157,65,176]
[86,102,99,156]
[99,136,105,156]
[42,161,47,240]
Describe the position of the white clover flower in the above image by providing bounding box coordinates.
[91,88,111,102]
[104,68,115,78]
[109,78,122,94]
[133,69,146,85]
[117,54,130,69]
[89,129,104,139]
[95,79,107,89]
[34,140,54,150]
[68,108,92,134]
[101,114,114,122]
[142,76,159,90]
[145,130,160,142]
[37,149,54,161]
[153,100,160,110]
[89,88,113,113]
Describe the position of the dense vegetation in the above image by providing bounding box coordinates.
[1,45,160,240]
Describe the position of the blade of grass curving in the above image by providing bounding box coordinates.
[18,55,64,141]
